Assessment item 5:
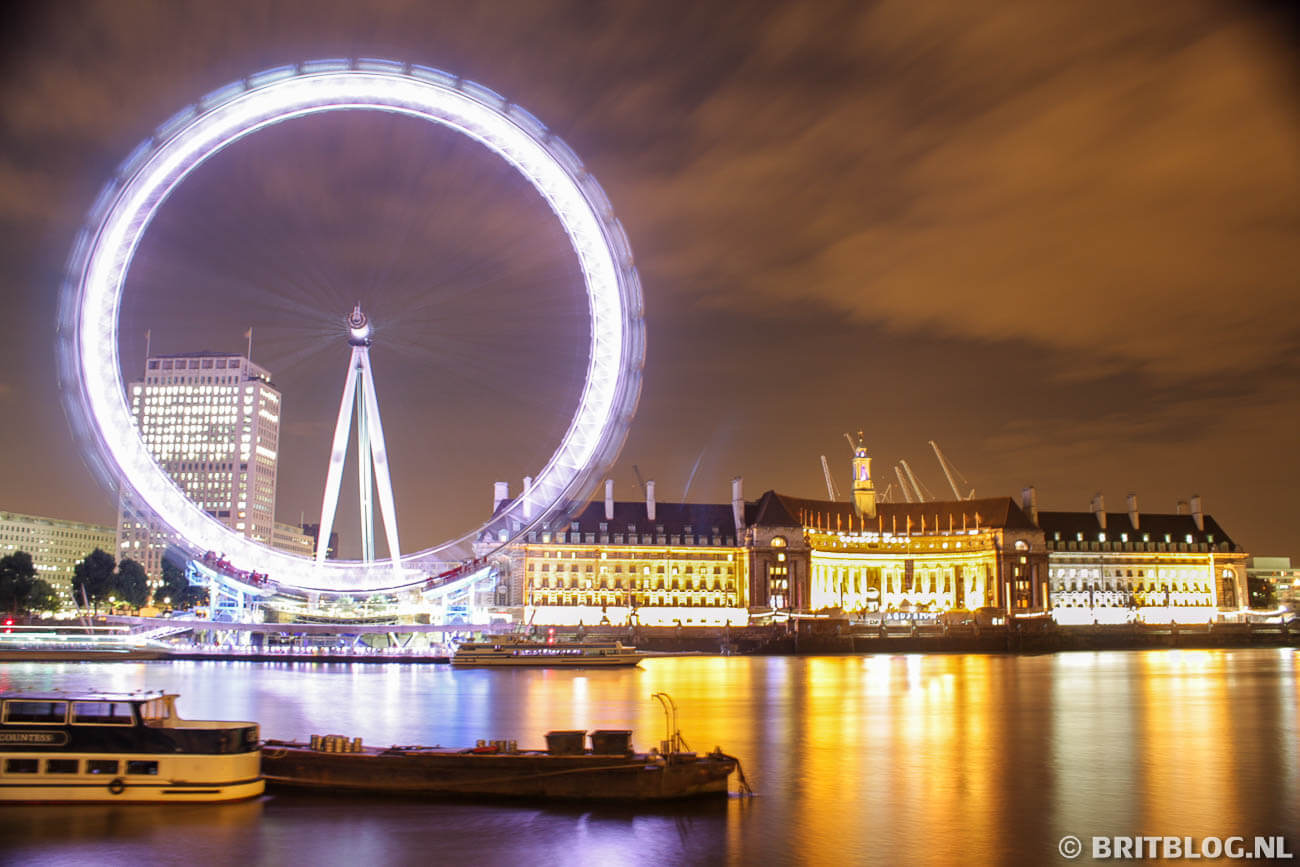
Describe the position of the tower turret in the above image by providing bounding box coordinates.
[851,431,876,519]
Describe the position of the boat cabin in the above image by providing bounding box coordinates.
[1,691,259,758]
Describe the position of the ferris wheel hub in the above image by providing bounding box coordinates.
[347,303,372,346]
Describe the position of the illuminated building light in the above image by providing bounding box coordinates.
[524,606,749,628]
[1136,606,1218,625]
[61,60,644,594]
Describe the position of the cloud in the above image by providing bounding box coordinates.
[617,1,1299,380]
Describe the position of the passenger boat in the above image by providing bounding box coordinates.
[0,691,263,803]
[262,729,743,801]
[451,636,644,667]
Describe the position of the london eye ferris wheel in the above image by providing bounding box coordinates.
[57,59,646,597]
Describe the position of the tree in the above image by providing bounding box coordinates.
[72,548,116,612]
[114,558,150,611]
[0,551,37,615]
[159,556,207,610]
[26,579,60,613]
[1248,576,1277,609]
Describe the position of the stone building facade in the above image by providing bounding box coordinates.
[491,446,1249,626]
[1038,492,1248,623]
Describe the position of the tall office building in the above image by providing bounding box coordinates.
[117,352,282,581]
[0,510,116,605]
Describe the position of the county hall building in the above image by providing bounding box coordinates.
[499,437,1246,626]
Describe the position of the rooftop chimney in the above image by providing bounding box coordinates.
[731,477,745,533]
[1126,492,1139,530]
[1176,500,1189,515]
[493,481,509,512]
[522,476,534,520]
[604,479,614,521]
[1090,493,1106,529]
[646,479,656,521]
[1020,485,1039,525]
[1190,494,1204,532]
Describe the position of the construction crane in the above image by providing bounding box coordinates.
[820,455,842,501]
[843,432,856,453]
[880,482,895,503]
[899,459,929,502]
[929,440,974,500]
[632,465,646,492]
[894,466,915,503]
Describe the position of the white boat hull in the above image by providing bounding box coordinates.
[0,750,263,804]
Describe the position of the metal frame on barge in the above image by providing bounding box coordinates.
[0,691,263,803]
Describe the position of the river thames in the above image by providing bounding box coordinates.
[1,649,1296,866]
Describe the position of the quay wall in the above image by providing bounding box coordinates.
[602,620,1299,655]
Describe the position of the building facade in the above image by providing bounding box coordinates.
[0,511,116,606]
[745,491,1047,614]
[118,352,282,581]
[271,522,316,558]
[1246,557,1298,608]
[300,523,339,560]
[483,444,1250,626]
[1039,493,1248,624]
[502,481,749,626]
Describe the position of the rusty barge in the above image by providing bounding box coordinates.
[261,694,748,802]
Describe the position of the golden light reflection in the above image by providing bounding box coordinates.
[1137,650,1242,835]
[708,655,1013,865]
[5,652,1294,865]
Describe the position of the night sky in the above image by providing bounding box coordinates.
[1,1,1296,561]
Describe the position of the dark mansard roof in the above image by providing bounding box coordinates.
[745,490,1040,533]
[1036,510,1239,550]
[558,499,740,544]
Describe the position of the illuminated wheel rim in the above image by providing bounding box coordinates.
[57,59,645,594]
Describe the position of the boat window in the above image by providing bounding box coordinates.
[126,760,159,775]
[4,758,39,774]
[46,759,79,774]
[86,760,119,775]
[72,702,134,726]
[3,701,68,724]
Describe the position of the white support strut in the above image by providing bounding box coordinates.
[359,345,402,567]
[357,375,373,561]
[315,307,402,571]
[316,347,362,564]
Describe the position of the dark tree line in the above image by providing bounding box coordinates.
[1,548,209,615]
[159,556,208,610]
[70,548,206,612]
[0,551,60,615]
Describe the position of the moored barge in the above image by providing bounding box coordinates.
[262,728,741,801]
[0,691,263,803]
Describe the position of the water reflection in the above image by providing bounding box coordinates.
[1,649,1295,866]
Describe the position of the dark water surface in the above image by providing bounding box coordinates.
[1,650,1296,866]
